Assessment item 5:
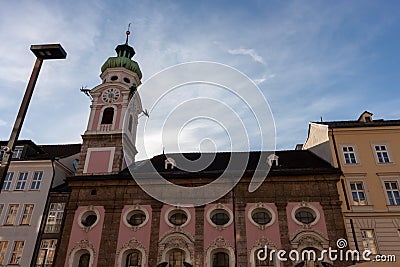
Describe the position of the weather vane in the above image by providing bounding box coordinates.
[125,22,131,44]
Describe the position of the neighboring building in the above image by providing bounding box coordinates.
[304,111,400,259]
[33,182,70,267]
[53,35,350,267]
[0,140,80,266]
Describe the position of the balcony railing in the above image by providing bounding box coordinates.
[99,124,112,132]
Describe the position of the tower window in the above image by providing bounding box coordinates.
[101,107,114,124]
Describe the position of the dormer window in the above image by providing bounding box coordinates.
[267,154,279,167]
[101,107,114,125]
[358,111,373,122]
[165,157,176,170]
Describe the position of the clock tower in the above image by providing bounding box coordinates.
[76,31,142,175]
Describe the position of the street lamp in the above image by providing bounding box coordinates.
[0,44,67,192]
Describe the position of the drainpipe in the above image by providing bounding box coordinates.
[232,187,238,267]
[330,128,359,259]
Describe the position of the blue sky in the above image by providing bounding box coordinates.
[1,1,399,159]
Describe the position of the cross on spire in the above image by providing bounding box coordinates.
[125,23,131,45]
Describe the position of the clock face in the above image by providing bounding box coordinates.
[102,88,120,104]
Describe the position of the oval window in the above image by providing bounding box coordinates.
[169,211,188,226]
[251,210,272,225]
[128,211,146,226]
[295,210,316,224]
[81,213,97,227]
[211,211,230,226]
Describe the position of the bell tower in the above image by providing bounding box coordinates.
[77,29,142,175]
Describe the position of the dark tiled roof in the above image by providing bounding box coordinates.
[127,150,340,178]
[38,144,81,159]
[51,182,71,192]
[0,140,81,161]
[314,119,400,128]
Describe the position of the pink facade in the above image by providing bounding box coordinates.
[245,203,281,266]
[286,202,328,237]
[114,205,152,267]
[65,206,105,267]
[86,150,111,173]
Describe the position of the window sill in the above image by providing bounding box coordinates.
[387,205,400,212]
[350,205,375,212]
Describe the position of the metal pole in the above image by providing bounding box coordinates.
[0,57,43,191]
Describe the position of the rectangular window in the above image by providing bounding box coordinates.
[0,241,8,265]
[5,204,19,225]
[12,146,24,159]
[20,204,34,225]
[36,239,57,267]
[361,230,378,254]
[350,182,367,205]
[30,171,43,190]
[2,172,13,191]
[10,241,24,265]
[342,146,357,164]
[385,181,400,205]
[375,145,390,163]
[15,172,28,190]
[44,203,65,233]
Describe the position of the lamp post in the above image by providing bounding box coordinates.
[0,44,67,192]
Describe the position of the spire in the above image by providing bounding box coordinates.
[125,23,131,45]
[101,24,142,78]
[115,23,135,59]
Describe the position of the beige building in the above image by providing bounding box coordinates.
[304,111,400,260]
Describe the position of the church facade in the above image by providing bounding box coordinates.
[52,35,350,267]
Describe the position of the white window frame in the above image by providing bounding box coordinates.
[20,204,34,225]
[30,171,43,190]
[45,203,65,233]
[348,180,368,206]
[383,180,400,206]
[4,204,19,225]
[9,241,24,265]
[360,229,378,254]
[2,172,13,191]
[341,145,358,165]
[0,240,8,265]
[36,239,57,266]
[12,146,24,159]
[15,172,28,191]
[372,144,392,164]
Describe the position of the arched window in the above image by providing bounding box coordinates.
[101,107,114,124]
[78,253,90,267]
[126,250,141,267]
[168,249,185,267]
[255,248,274,267]
[212,252,229,267]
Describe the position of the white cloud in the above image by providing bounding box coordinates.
[228,48,265,64]
[0,119,6,127]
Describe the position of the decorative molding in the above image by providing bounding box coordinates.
[206,203,234,230]
[116,237,147,257]
[158,232,194,265]
[69,239,96,257]
[247,203,276,230]
[291,202,321,227]
[290,229,330,251]
[122,204,150,231]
